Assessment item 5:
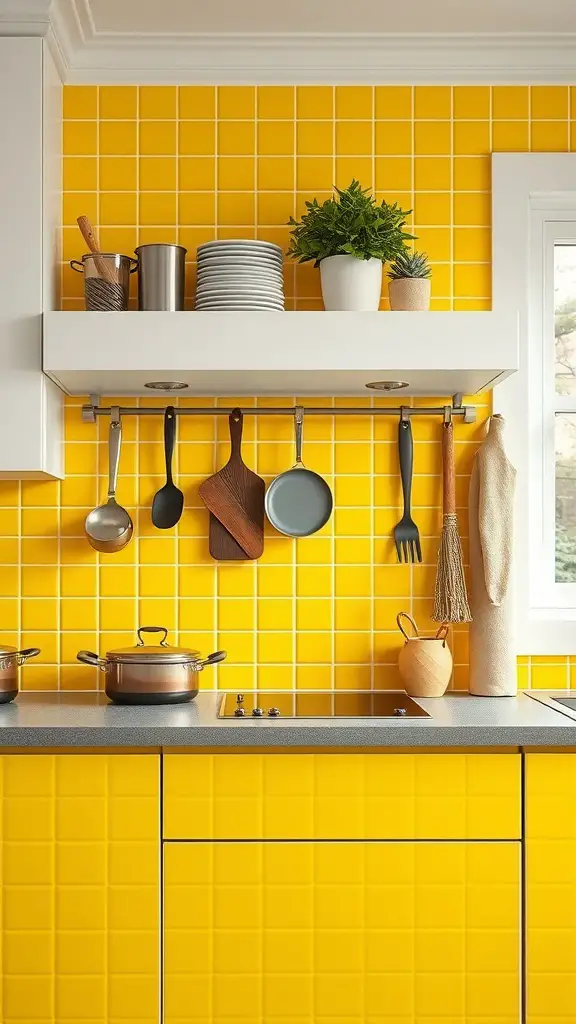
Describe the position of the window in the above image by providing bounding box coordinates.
[493,153,576,652]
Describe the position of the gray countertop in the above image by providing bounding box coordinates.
[0,690,574,748]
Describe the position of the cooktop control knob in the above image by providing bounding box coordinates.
[393,707,407,716]
[252,707,264,717]
[267,707,281,717]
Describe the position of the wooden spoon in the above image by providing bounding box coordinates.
[77,215,117,284]
[151,406,184,529]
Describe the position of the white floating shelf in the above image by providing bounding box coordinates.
[43,310,519,397]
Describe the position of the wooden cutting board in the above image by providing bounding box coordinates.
[199,409,265,560]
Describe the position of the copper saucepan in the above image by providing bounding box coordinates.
[0,645,41,704]
[77,626,226,705]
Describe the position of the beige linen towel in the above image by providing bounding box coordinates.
[469,414,517,696]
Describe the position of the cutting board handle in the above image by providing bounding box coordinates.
[229,408,243,460]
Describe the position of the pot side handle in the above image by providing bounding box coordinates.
[198,650,227,670]
[77,650,108,671]
[16,647,41,664]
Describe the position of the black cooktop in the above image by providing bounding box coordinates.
[218,690,430,719]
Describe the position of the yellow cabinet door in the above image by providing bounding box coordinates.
[527,753,576,1024]
[165,840,520,1023]
[0,753,160,1024]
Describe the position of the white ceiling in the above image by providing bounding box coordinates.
[90,0,576,35]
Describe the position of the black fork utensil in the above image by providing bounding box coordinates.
[393,411,422,563]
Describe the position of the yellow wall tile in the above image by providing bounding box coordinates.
[257,86,294,120]
[414,86,451,119]
[531,85,569,120]
[179,86,215,119]
[218,86,255,119]
[139,156,177,191]
[99,85,137,119]
[181,156,215,191]
[63,86,97,119]
[531,120,569,151]
[139,85,177,119]
[258,121,294,156]
[493,121,529,152]
[454,120,490,155]
[453,86,490,120]
[99,121,137,156]
[336,86,373,120]
[63,121,97,155]
[257,156,294,190]
[140,120,177,155]
[296,86,333,120]
[375,86,412,119]
[492,85,528,119]
[218,121,255,155]
[179,121,215,156]
[376,121,412,155]
[414,121,451,155]
[336,120,372,155]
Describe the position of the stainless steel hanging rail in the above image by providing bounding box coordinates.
[82,393,476,423]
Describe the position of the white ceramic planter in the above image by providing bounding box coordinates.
[319,255,382,311]
[388,277,431,311]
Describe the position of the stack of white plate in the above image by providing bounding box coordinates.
[195,239,285,311]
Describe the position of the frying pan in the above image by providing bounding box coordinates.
[265,406,333,537]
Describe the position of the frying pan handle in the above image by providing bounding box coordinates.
[198,650,227,670]
[228,408,243,458]
[294,405,304,466]
[77,651,108,671]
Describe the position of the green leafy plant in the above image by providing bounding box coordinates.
[287,179,414,267]
[388,250,431,280]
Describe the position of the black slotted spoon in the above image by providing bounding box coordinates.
[393,413,422,563]
[151,406,184,529]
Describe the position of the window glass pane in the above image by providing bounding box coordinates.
[556,412,576,580]
[555,242,576,395]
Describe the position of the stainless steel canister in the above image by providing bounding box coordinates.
[134,243,187,311]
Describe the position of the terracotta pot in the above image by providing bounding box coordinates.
[388,277,431,311]
[396,612,452,697]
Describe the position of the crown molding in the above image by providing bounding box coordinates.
[4,1,576,84]
[0,0,52,34]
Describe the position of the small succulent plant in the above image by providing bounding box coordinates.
[388,249,431,280]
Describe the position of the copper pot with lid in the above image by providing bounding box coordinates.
[77,626,226,705]
[0,645,41,704]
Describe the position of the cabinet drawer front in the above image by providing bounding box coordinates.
[163,752,521,840]
[164,840,521,1024]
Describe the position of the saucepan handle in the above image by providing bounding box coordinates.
[77,650,108,671]
[197,650,227,670]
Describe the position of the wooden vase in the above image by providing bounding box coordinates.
[396,612,453,697]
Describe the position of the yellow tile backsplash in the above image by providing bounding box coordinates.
[4,84,576,690]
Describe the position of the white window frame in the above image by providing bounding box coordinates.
[493,153,576,653]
